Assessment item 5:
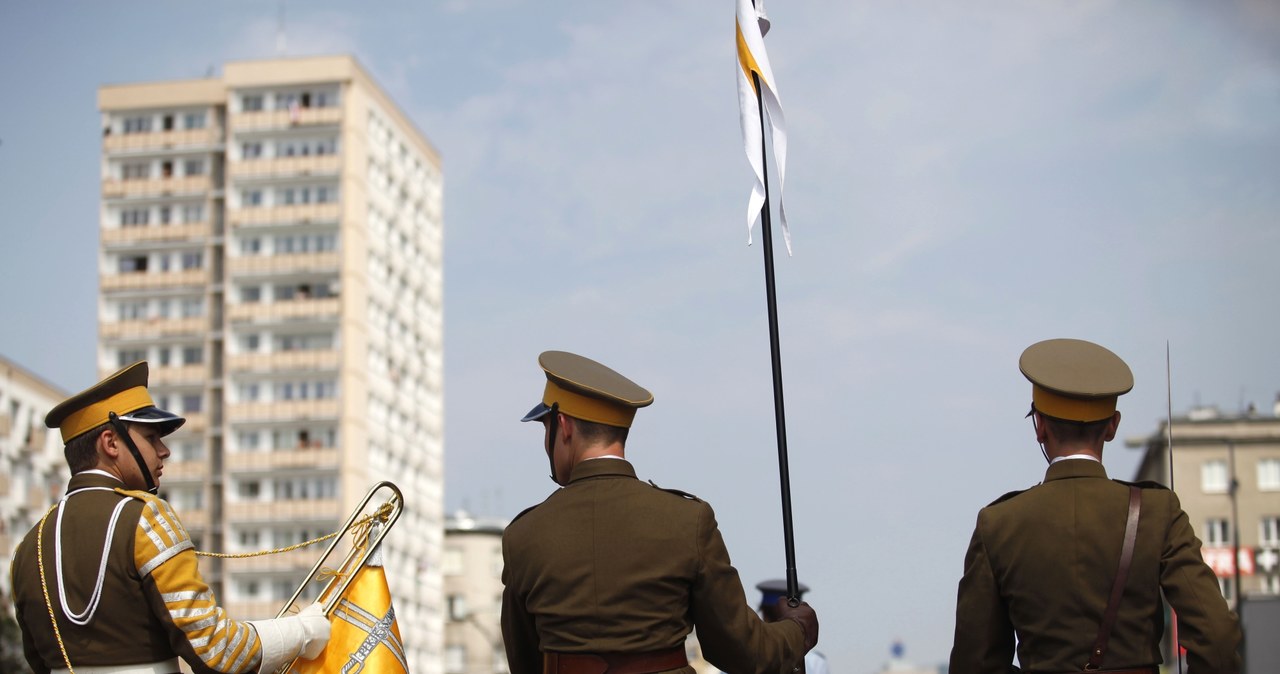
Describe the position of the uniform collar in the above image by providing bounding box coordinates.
[67,470,125,493]
[1044,457,1109,482]
[568,457,637,483]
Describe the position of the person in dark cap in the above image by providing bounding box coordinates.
[9,362,329,674]
[757,580,828,674]
[948,339,1241,674]
[501,351,819,674]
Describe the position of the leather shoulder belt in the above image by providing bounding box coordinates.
[1085,486,1142,671]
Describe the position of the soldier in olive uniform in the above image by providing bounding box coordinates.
[9,362,329,674]
[502,351,819,674]
[948,339,1241,674]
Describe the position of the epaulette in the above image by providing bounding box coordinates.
[1114,478,1168,490]
[647,480,702,502]
[987,486,1032,507]
[509,502,541,526]
[114,487,161,503]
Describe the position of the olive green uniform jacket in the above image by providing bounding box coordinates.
[501,459,806,674]
[949,459,1241,674]
[10,472,262,674]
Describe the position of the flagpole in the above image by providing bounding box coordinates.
[751,67,801,606]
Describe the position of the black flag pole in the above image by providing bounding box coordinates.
[751,68,800,606]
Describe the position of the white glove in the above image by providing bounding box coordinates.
[248,602,332,673]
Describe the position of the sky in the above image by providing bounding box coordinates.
[2,0,1279,670]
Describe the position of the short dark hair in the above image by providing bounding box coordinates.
[1042,415,1111,446]
[572,417,630,447]
[65,423,109,473]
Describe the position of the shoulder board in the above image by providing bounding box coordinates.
[114,487,160,503]
[988,486,1033,506]
[647,480,702,502]
[509,503,541,526]
[1113,478,1168,490]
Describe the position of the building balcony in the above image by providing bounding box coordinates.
[229,156,341,179]
[102,175,212,199]
[225,498,342,523]
[101,269,209,292]
[227,252,341,277]
[222,552,319,575]
[226,298,340,325]
[150,364,208,386]
[227,350,340,374]
[228,204,341,228]
[100,317,207,340]
[176,508,210,529]
[161,459,209,483]
[226,600,296,621]
[181,413,210,433]
[101,222,212,247]
[230,107,343,132]
[225,400,340,423]
[226,448,341,474]
[103,128,222,154]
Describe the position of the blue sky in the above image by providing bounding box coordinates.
[2,1,1278,669]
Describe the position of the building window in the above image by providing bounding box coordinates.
[122,162,150,180]
[238,480,261,500]
[122,116,152,134]
[444,645,466,674]
[1262,575,1280,595]
[242,94,264,112]
[118,255,148,273]
[1201,460,1229,494]
[118,349,146,367]
[181,393,202,413]
[162,114,175,132]
[242,189,263,207]
[443,547,463,576]
[238,383,260,402]
[183,159,205,176]
[240,333,261,352]
[182,203,205,223]
[1217,576,1234,603]
[119,208,149,227]
[184,112,206,130]
[181,346,202,365]
[1262,516,1280,547]
[1259,459,1280,491]
[181,251,203,270]
[240,286,262,303]
[239,529,260,547]
[181,297,203,318]
[447,594,467,621]
[1205,518,1230,546]
[242,141,263,159]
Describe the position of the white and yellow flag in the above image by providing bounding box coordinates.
[736,0,790,254]
[290,544,409,674]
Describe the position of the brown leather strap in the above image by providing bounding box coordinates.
[543,647,688,674]
[1086,486,1142,671]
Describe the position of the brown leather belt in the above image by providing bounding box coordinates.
[543,647,688,674]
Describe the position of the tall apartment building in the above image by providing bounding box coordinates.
[97,55,444,672]
[0,356,68,604]
[443,511,508,674]
[1128,398,1280,670]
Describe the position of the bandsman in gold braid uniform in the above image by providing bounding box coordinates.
[8,362,330,674]
[502,351,819,674]
[948,339,1241,674]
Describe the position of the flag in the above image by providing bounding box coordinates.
[289,543,409,674]
[736,0,791,254]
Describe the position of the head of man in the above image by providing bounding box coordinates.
[1019,339,1133,461]
[45,361,185,493]
[521,351,652,485]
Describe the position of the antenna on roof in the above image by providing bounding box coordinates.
[276,0,287,56]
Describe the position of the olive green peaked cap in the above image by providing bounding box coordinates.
[1019,338,1133,422]
[521,351,654,428]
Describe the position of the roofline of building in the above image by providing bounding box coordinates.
[0,353,69,400]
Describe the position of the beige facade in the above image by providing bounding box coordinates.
[1129,399,1280,606]
[443,512,508,674]
[0,356,68,604]
[97,55,444,673]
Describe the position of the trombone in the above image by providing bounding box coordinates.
[276,480,405,619]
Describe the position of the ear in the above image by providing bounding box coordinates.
[557,413,574,443]
[1102,411,1121,442]
[98,428,123,460]
[1033,412,1049,444]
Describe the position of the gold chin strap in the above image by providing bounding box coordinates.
[35,503,76,674]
